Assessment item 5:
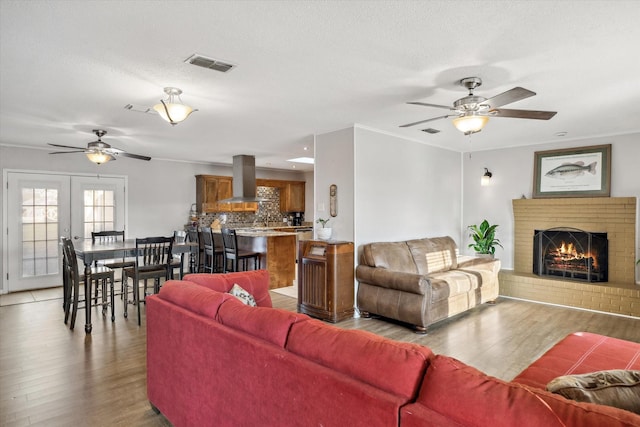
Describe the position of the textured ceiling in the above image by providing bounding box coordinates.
[1,1,639,172]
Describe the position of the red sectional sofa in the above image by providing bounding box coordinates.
[146,271,640,427]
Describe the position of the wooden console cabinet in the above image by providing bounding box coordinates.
[297,240,354,322]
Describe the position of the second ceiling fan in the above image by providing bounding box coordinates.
[400,77,557,135]
[48,129,151,164]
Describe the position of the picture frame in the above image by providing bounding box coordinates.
[532,144,611,198]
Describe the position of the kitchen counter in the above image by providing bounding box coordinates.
[212,228,297,289]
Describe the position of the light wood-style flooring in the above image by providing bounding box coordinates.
[1,287,640,426]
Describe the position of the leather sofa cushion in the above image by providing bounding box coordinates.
[217,298,309,348]
[286,319,432,399]
[359,241,418,273]
[407,236,458,275]
[157,280,233,319]
[183,270,272,307]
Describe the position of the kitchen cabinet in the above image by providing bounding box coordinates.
[257,178,305,213]
[196,175,257,213]
[280,181,305,212]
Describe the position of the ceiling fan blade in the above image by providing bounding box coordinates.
[481,87,536,109]
[407,101,453,110]
[491,108,557,120]
[115,152,152,161]
[399,114,452,128]
[48,143,86,150]
[107,146,151,161]
[49,150,86,154]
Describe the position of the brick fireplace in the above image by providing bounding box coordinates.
[500,197,639,317]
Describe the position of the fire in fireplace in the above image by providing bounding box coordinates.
[533,228,608,283]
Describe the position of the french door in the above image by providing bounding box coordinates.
[4,171,126,293]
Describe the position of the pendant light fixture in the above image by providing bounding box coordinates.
[153,87,194,126]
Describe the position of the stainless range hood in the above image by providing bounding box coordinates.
[218,155,267,203]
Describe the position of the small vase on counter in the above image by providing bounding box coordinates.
[317,228,332,240]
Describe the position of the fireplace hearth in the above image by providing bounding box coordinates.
[533,228,608,283]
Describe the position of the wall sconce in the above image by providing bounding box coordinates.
[153,87,194,126]
[481,168,493,186]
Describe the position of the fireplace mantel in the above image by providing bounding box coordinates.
[513,197,636,284]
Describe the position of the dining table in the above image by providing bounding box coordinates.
[73,238,198,333]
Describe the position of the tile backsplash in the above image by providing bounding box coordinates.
[196,186,289,227]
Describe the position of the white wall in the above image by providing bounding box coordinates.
[0,145,308,291]
[314,128,355,241]
[462,133,640,274]
[314,125,463,249]
[354,126,462,247]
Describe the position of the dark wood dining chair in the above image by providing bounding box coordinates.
[220,228,260,273]
[91,230,134,299]
[61,237,115,330]
[186,228,201,273]
[122,236,173,325]
[201,227,224,273]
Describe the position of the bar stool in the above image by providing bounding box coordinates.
[220,228,260,273]
[201,227,224,273]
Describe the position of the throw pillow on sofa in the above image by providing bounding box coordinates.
[228,283,257,307]
[547,369,640,414]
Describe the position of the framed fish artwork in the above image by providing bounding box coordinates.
[533,144,611,198]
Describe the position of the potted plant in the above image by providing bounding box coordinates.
[316,217,332,240]
[468,219,503,257]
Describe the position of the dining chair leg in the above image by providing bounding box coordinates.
[135,278,142,326]
[110,277,115,322]
[123,276,129,319]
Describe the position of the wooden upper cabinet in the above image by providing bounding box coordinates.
[195,175,257,213]
[281,181,305,212]
[256,179,305,213]
[198,175,304,214]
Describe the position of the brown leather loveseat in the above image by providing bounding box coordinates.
[356,236,500,332]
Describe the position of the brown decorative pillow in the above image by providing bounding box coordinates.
[547,370,640,414]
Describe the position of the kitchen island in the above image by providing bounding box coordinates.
[214,228,298,289]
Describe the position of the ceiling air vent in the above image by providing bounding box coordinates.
[184,54,235,73]
[421,128,441,134]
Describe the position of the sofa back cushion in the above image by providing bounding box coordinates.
[157,280,232,319]
[217,298,308,348]
[183,270,272,307]
[417,355,640,427]
[360,241,418,273]
[407,236,458,275]
[286,319,432,400]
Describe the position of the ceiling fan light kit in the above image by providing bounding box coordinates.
[153,87,194,125]
[452,113,489,135]
[86,150,114,165]
[401,77,557,135]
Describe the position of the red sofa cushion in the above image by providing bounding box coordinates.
[157,280,232,318]
[410,354,640,427]
[513,332,640,390]
[286,319,432,400]
[217,298,309,348]
[414,355,565,426]
[183,270,272,307]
